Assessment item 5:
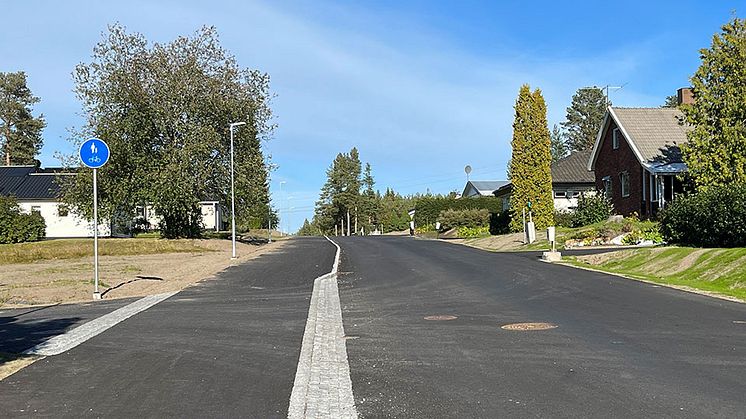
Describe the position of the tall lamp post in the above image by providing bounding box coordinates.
[229,121,246,259]
[279,181,286,235]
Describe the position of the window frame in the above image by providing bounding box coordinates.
[602,176,612,197]
[620,172,630,198]
[612,128,620,150]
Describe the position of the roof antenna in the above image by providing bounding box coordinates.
[602,83,627,107]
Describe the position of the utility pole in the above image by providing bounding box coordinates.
[347,210,351,236]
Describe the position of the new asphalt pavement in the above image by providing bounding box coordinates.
[1,236,745,418]
[338,237,746,418]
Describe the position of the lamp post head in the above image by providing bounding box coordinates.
[229,121,247,130]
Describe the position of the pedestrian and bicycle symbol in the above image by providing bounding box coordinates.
[79,138,110,169]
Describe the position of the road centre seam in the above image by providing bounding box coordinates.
[288,236,357,418]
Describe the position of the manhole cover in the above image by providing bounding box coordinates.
[501,322,557,331]
[424,315,458,321]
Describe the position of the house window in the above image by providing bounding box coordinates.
[569,191,581,198]
[554,190,567,198]
[612,128,620,149]
[58,204,69,217]
[620,172,630,198]
[602,176,612,197]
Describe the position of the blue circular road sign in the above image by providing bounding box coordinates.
[79,138,110,169]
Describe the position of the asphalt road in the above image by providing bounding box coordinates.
[2,236,746,418]
[0,237,334,418]
[337,237,746,418]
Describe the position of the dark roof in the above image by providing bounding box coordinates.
[551,150,595,184]
[0,166,74,200]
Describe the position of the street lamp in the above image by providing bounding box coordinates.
[279,181,286,235]
[229,121,246,259]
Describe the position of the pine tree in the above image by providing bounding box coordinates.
[312,147,363,235]
[550,124,568,163]
[662,95,679,108]
[681,17,746,189]
[0,72,46,165]
[508,85,554,232]
[561,86,607,152]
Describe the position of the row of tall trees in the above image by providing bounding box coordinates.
[60,24,275,238]
[310,147,418,235]
[313,147,375,235]
[0,72,46,166]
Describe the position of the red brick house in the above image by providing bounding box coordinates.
[587,104,692,217]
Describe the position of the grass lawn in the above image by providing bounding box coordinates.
[0,238,213,265]
[565,247,746,301]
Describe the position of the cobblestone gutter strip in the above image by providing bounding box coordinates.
[288,238,357,418]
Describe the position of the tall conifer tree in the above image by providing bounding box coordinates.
[681,17,746,189]
[508,85,554,232]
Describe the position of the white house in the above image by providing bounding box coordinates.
[0,166,110,238]
[463,151,596,212]
[1,165,226,238]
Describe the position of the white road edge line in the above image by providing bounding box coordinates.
[288,236,357,418]
[24,291,178,356]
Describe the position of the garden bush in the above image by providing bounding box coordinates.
[660,183,746,247]
[438,208,490,231]
[457,226,491,238]
[416,196,502,227]
[0,196,46,244]
[553,210,574,228]
[489,210,511,235]
[572,193,613,227]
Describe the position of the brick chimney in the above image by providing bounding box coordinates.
[677,87,694,105]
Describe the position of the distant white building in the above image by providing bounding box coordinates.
[461,180,510,198]
[462,151,596,212]
[1,165,225,238]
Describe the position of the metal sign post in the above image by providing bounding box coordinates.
[80,138,110,300]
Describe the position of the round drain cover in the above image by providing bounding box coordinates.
[501,322,557,331]
[424,315,458,321]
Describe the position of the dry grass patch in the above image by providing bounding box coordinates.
[0,238,212,265]
[0,353,40,381]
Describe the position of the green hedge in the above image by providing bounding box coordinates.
[0,196,46,244]
[660,183,746,247]
[437,208,490,230]
[415,196,503,225]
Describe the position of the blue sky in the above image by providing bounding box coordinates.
[1,0,740,232]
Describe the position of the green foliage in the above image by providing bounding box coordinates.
[550,124,568,163]
[415,196,502,227]
[457,226,491,238]
[437,208,490,230]
[508,84,554,231]
[61,24,273,239]
[489,211,511,235]
[0,71,46,165]
[0,196,46,244]
[681,17,746,190]
[378,189,414,233]
[561,86,607,152]
[553,210,574,228]
[660,183,746,247]
[662,95,679,108]
[297,219,317,236]
[571,193,613,227]
[314,147,364,234]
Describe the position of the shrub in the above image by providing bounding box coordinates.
[438,208,490,231]
[416,196,502,226]
[553,210,574,228]
[457,226,491,238]
[0,196,46,244]
[572,193,613,227]
[660,183,746,247]
[490,211,511,235]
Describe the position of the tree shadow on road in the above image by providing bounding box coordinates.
[0,311,82,355]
